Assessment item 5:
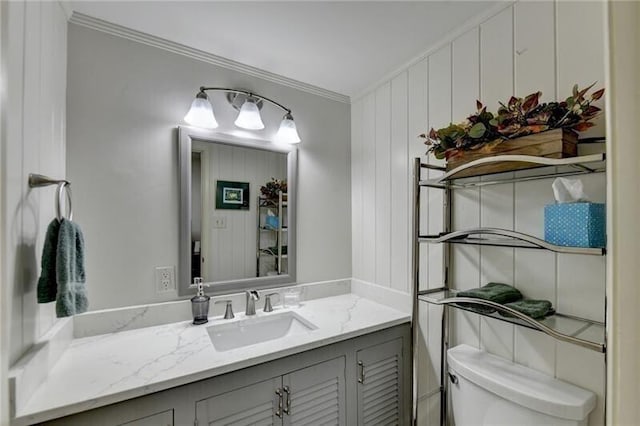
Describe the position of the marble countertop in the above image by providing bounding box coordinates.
[14,293,410,424]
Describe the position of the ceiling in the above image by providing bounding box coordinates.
[68,1,498,98]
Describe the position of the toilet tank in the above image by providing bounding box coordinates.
[448,344,596,426]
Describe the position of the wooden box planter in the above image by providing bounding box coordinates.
[446,128,578,178]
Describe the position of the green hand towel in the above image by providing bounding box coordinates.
[55,219,88,317]
[457,282,523,304]
[267,246,287,255]
[37,219,61,303]
[456,303,497,315]
[501,300,554,320]
[456,283,522,315]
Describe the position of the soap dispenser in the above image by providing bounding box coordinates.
[191,277,210,325]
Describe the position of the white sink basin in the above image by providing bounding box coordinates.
[207,311,317,352]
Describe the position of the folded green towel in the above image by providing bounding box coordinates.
[457,282,523,304]
[500,300,554,320]
[37,219,61,303]
[267,246,287,255]
[455,283,522,315]
[55,219,88,317]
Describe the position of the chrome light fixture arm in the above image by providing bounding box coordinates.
[198,87,291,114]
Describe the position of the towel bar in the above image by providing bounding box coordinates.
[28,173,73,221]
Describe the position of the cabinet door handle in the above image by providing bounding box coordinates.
[358,361,365,383]
[283,385,291,415]
[275,388,283,418]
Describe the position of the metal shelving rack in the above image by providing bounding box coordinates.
[256,191,288,276]
[411,153,607,426]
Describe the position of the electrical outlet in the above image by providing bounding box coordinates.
[155,266,176,293]
[212,215,227,229]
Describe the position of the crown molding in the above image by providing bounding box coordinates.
[68,12,351,104]
[57,1,73,20]
[351,1,516,102]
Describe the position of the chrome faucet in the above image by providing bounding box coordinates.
[245,290,260,315]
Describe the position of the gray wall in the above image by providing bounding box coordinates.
[66,24,351,310]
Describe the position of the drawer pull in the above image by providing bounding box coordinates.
[283,385,291,415]
[358,361,365,383]
[275,388,283,417]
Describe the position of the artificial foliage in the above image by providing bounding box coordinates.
[260,178,287,200]
[420,84,604,160]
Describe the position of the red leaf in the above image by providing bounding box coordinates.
[591,88,605,100]
[573,122,595,132]
[476,100,483,110]
[508,96,519,108]
[522,91,541,112]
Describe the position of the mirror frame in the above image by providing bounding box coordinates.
[178,126,297,296]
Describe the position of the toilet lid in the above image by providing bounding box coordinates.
[448,344,596,421]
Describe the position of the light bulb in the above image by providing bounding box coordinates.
[275,113,301,144]
[184,92,218,128]
[234,99,265,130]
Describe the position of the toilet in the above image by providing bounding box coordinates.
[448,344,596,426]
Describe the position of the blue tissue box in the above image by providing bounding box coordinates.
[265,216,279,230]
[544,202,605,248]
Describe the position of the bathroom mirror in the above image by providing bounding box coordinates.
[178,126,297,296]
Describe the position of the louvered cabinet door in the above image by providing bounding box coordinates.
[195,377,282,426]
[281,356,346,426]
[356,338,404,426]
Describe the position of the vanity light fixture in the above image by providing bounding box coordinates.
[234,97,265,130]
[184,91,219,129]
[184,87,301,144]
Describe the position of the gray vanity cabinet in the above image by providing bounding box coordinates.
[194,357,346,426]
[119,410,174,426]
[282,357,346,425]
[357,338,405,425]
[41,324,409,426]
[195,376,281,425]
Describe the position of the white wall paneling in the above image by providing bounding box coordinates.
[390,73,409,293]
[451,28,481,351]
[514,1,556,101]
[375,83,392,287]
[350,100,364,281]
[1,1,67,365]
[478,5,517,363]
[423,44,451,407]
[426,45,449,292]
[404,59,436,419]
[0,5,5,422]
[556,1,606,140]
[360,93,376,285]
[351,1,607,424]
